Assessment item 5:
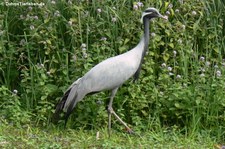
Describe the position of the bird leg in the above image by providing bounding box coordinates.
[107,88,118,137]
[107,107,112,137]
[108,107,112,137]
[107,88,134,137]
[109,108,134,134]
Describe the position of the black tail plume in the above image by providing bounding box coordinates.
[53,78,81,127]
[52,89,71,124]
[63,93,77,128]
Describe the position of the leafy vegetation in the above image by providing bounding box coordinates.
[0,0,224,147]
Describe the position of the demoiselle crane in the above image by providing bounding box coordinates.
[53,7,167,136]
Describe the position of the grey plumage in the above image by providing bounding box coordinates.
[53,7,166,135]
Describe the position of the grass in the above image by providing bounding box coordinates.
[0,123,222,149]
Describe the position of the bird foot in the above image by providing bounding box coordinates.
[126,128,135,134]
[125,128,142,137]
[107,106,140,136]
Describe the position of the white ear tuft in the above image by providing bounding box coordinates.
[140,12,152,24]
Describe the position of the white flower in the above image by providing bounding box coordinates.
[176,75,181,79]
[81,43,87,51]
[68,0,72,4]
[100,37,107,41]
[133,4,138,10]
[68,20,73,26]
[20,39,26,46]
[173,50,177,56]
[72,55,77,62]
[81,43,87,48]
[200,73,205,77]
[40,63,44,68]
[159,91,164,95]
[20,15,25,19]
[214,65,218,68]
[161,63,167,67]
[178,39,182,44]
[83,52,88,58]
[47,71,51,75]
[206,61,211,67]
[13,90,18,94]
[112,17,117,22]
[30,25,35,30]
[200,56,205,61]
[51,1,56,4]
[192,11,197,15]
[166,11,170,15]
[82,47,86,51]
[137,2,144,7]
[200,68,205,72]
[168,3,173,9]
[54,11,60,17]
[179,0,183,4]
[33,16,38,20]
[97,8,102,13]
[0,30,3,36]
[28,6,32,11]
[216,70,221,77]
[151,32,156,37]
[181,24,185,30]
[175,9,179,13]
[168,67,172,71]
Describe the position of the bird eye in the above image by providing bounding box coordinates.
[153,11,158,14]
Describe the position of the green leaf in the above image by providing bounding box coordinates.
[119,46,127,53]
[175,103,181,108]
[124,38,130,44]
[213,47,219,53]
[45,84,58,93]
[165,30,170,36]
[46,39,51,45]
[163,53,170,62]
[154,35,161,42]
[168,43,174,48]
[196,99,201,105]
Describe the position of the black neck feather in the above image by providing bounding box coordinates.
[133,17,150,81]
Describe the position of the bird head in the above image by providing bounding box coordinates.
[141,7,167,23]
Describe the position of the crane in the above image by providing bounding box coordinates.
[53,7,166,136]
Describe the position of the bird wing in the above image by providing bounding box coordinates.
[80,51,140,93]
